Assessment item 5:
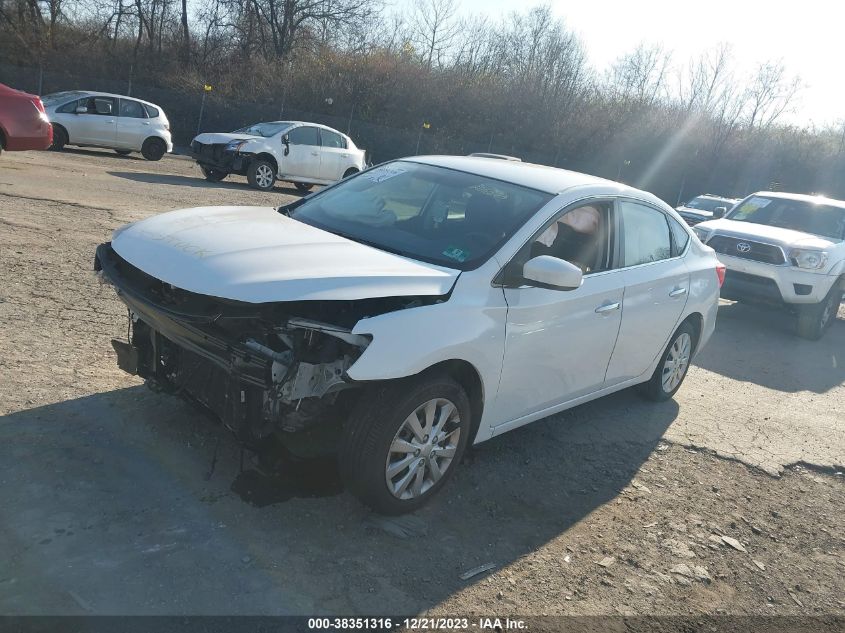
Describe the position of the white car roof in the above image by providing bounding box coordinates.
[408,155,621,195]
[71,91,163,110]
[749,191,845,209]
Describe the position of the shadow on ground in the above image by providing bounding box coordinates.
[0,384,676,614]
[109,170,308,196]
[693,301,845,394]
[58,148,145,161]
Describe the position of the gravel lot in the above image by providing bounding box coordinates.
[1,149,843,617]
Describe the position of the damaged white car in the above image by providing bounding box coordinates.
[96,156,723,514]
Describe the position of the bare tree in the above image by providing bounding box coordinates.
[608,43,672,107]
[745,61,802,129]
[409,0,459,69]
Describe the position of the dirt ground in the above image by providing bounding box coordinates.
[0,149,843,618]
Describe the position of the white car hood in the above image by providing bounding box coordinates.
[193,132,262,145]
[696,218,839,249]
[111,206,459,303]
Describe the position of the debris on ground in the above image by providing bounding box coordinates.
[596,557,615,568]
[721,535,747,552]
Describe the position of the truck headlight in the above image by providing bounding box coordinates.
[789,249,828,270]
[692,226,712,243]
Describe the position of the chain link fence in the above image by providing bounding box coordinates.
[0,63,561,167]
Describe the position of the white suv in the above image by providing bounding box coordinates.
[96,156,722,514]
[191,121,367,191]
[694,191,845,339]
[42,91,173,160]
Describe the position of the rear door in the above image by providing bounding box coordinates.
[282,125,322,180]
[116,98,150,149]
[318,128,349,180]
[604,200,690,384]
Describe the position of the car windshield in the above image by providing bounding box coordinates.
[726,195,845,241]
[41,90,86,105]
[286,161,553,270]
[684,196,730,212]
[233,121,293,137]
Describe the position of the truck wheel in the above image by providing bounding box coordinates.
[141,137,166,161]
[639,321,697,402]
[294,182,313,192]
[796,287,841,340]
[200,165,227,182]
[247,160,276,191]
[339,373,471,515]
[50,125,67,151]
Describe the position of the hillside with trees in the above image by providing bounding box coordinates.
[2,0,844,202]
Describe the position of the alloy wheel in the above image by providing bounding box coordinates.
[385,398,461,500]
[661,332,691,393]
[256,164,274,188]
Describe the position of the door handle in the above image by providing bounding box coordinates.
[595,301,621,314]
[142,121,150,125]
[669,287,688,297]
[310,151,319,156]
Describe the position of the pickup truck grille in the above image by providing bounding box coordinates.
[707,235,786,265]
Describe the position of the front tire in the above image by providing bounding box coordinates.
[339,373,471,515]
[796,286,841,340]
[141,137,166,161]
[50,125,67,151]
[639,321,696,402]
[200,165,227,182]
[247,159,276,191]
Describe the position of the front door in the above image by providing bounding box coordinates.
[281,125,322,180]
[74,96,117,146]
[492,200,624,426]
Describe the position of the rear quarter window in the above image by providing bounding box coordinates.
[143,104,160,118]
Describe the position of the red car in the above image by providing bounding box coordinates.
[0,83,53,155]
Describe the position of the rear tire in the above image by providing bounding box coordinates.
[141,137,166,161]
[115,149,132,156]
[342,168,359,179]
[50,125,67,151]
[796,286,841,340]
[294,182,313,192]
[200,165,227,182]
[247,159,276,191]
[339,373,471,515]
[639,321,697,402]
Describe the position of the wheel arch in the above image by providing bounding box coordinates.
[52,122,69,142]
[343,166,359,178]
[415,359,485,445]
[679,311,703,353]
[254,152,278,173]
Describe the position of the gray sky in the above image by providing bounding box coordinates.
[400,0,844,127]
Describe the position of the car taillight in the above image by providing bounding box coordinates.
[716,263,726,288]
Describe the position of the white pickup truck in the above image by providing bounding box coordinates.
[693,191,845,339]
[191,121,366,191]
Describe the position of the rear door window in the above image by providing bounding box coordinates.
[119,99,147,118]
[320,129,346,148]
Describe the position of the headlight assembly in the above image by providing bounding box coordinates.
[226,140,247,152]
[789,249,828,270]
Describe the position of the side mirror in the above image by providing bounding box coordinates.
[522,256,583,290]
[75,105,87,114]
[712,206,727,219]
[282,134,290,156]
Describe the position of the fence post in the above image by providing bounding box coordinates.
[37,65,43,95]
[197,85,212,136]
[127,64,133,96]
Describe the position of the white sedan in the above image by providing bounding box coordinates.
[96,156,723,514]
[191,121,367,191]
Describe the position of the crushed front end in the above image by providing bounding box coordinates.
[95,242,385,444]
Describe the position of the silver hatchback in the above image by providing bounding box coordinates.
[42,91,173,160]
